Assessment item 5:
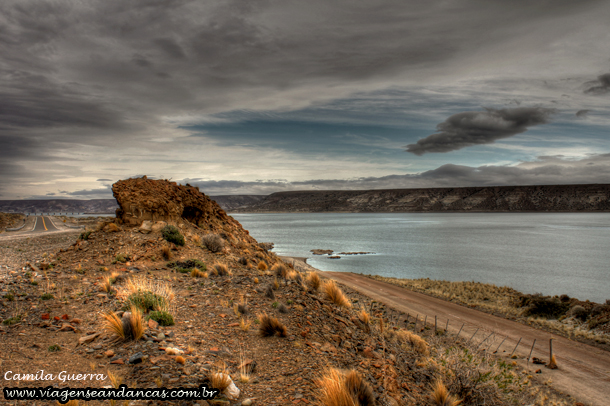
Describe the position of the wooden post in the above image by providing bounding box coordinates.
[434,315,437,334]
[549,338,553,361]
[423,315,427,331]
[405,313,409,326]
[467,328,479,343]
[510,338,522,357]
[527,339,536,363]
[494,336,508,353]
[477,332,494,349]
[456,323,464,340]
[445,319,449,332]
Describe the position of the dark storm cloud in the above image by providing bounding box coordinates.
[59,185,113,197]
[0,0,607,197]
[405,107,556,155]
[153,38,187,59]
[584,73,610,95]
[576,109,591,118]
[182,154,610,195]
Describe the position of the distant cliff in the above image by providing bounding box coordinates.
[0,195,265,214]
[233,184,610,213]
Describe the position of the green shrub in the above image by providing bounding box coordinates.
[79,230,92,240]
[114,254,128,264]
[524,294,569,319]
[41,293,54,300]
[3,293,15,301]
[161,225,185,246]
[3,315,22,325]
[167,259,205,271]
[570,305,588,321]
[146,311,175,326]
[124,291,167,312]
[48,344,61,352]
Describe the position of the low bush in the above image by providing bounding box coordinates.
[316,368,375,406]
[523,294,569,319]
[124,291,168,312]
[323,280,351,308]
[146,310,175,326]
[202,234,224,252]
[570,305,588,321]
[161,225,185,246]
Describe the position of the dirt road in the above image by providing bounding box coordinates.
[325,271,610,406]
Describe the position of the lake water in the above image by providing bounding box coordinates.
[232,213,610,303]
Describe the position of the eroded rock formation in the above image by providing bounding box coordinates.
[112,177,252,239]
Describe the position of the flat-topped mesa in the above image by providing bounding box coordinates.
[111,177,247,236]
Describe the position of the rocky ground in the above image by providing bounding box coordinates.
[0,177,582,406]
[0,221,577,406]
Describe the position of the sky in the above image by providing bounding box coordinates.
[1,0,610,199]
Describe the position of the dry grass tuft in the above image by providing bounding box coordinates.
[396,329,429,355]
[191,268,207,278]
[129,305,144,341]
[101,311,125,340]
[258,313,287,337]
[191,234,202,246]
[210,366,232,392]
[104,222,120,233]
[107,370,122,389]
[56,400,80,406]
[431,379,461,406]
[175,355,186,365]
[358,309,371,332]
[273,277,280,290]
[316,368,376,406]
[307,271,321,290]
[323,280,351,308]
[214,263,230,276]
[271,263,287,279]
[257,261,268,271]
[162,245,172,260]
[239,317,252,331]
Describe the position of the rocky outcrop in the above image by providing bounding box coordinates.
[234,184,610,213]
[111,177,254,241]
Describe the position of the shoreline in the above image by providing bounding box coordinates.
[279,256,610,350]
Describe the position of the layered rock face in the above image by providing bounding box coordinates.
[112,177,252,239]
[235,184,610,213]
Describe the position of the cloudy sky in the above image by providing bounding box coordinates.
[1,0,610,199]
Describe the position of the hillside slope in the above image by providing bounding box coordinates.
[234,184,610,212]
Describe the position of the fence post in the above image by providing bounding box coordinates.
[434,316,437,334]
[456,323,464,340]
[494,336,508,353]
[527,339,536,363]
[445,319,449,332]
[467,328,479,343]
[510,338,522,357]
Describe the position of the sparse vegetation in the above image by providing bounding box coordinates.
[323,280,351,308]
[48,344,61,352]
[161,225,185,246]
[213,263,229,276]
[316,368,376,406]
[202,233,224,252]
[79,230,92,240]
[3,315,22,325]
[146,310,175,326]
[41,293,54,300]
[257,261,268,271]
[430,379,461,406]
[190,268,207,278]
[258,313,287,337]
[307,271,321,290]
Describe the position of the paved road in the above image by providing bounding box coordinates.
[325,271,610,406]
[32,216,59,233]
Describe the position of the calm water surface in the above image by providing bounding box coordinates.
[232,213,610,303]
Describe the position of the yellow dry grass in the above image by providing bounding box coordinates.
[307,271,321,290]
[431,379,461,406]
[101,311,125,340]
[323,280,351,308]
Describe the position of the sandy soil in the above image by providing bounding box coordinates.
[321,271,610,406]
